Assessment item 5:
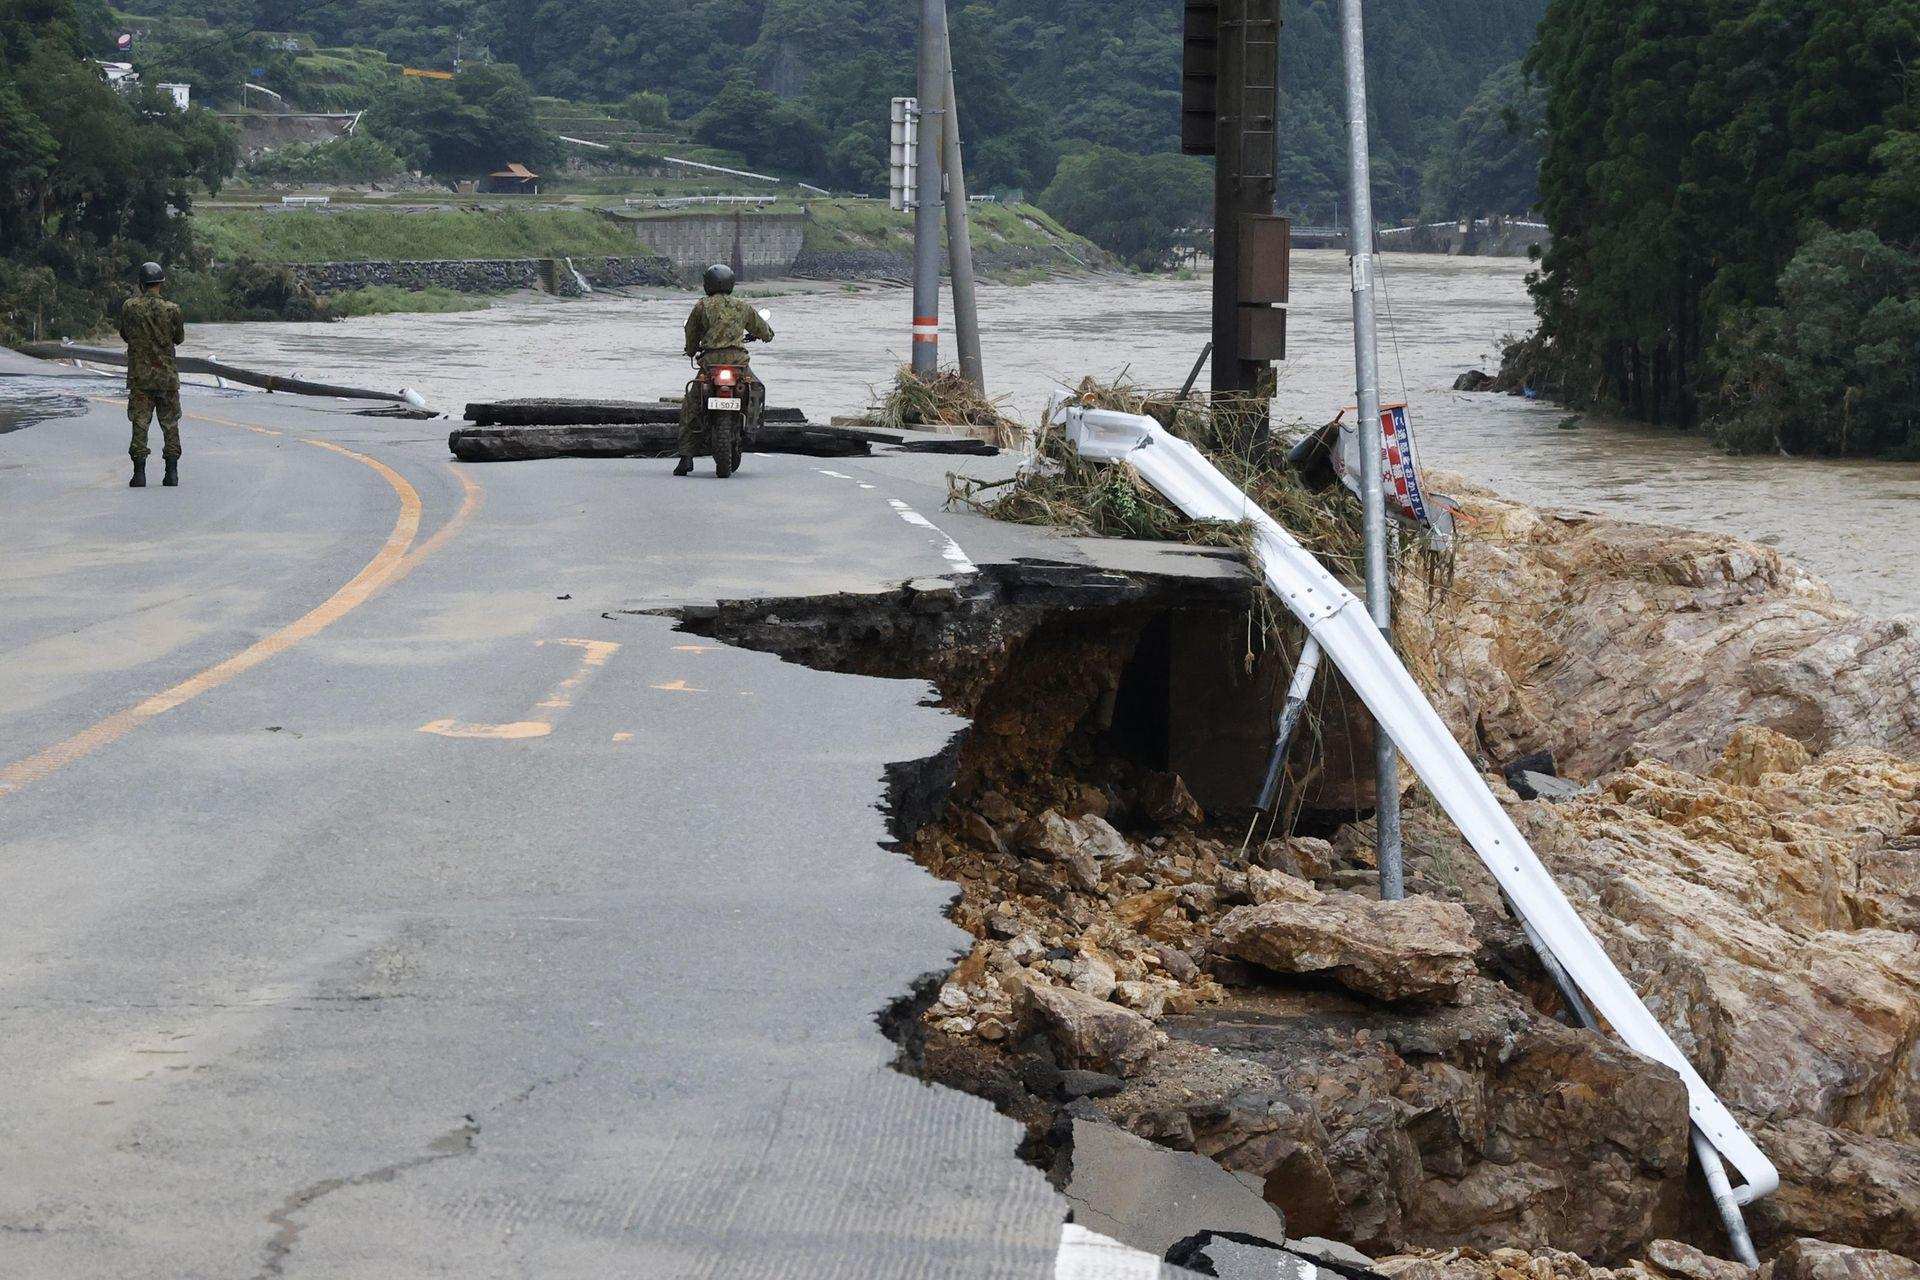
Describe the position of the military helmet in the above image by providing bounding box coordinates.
[138,261,166,286]
[702,264,736,296]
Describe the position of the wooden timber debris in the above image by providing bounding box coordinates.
[448,422,876,461]
[463,398,808,427]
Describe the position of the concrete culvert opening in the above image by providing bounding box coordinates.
[668,563,1735,1267]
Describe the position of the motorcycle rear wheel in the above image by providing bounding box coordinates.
[711,415,736,479]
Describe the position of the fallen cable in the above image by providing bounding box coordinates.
[16,342,429,409]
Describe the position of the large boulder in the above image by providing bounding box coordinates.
[1213,884,1478,1004]
[1016,979,1165,1077]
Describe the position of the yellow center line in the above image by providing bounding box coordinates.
[0,405,462,799]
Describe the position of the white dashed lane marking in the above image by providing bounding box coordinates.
[809,466,977,575]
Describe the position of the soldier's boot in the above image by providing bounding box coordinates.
[129,459,147,488]
[163,459,179,487]
[673,457,694,477]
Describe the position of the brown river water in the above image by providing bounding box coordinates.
[185,249,1920,616]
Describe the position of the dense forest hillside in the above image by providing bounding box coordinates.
[129,0,1547,220]
[1517,0,1920,457]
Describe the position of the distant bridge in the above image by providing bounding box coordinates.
[1285,216,1548,256]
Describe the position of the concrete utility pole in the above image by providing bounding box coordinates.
[940,32,985,391]
[911,0,947,377]
[1337,0,1403,899]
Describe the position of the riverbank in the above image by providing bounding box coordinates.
[184,199,1110,317]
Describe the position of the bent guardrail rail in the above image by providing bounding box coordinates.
[1051,397,1779,1209]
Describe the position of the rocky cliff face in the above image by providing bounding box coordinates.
[1407,480,1920,781]
[905,486,1919,1271]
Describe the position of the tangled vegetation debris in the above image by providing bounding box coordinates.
[870,365,1025,447]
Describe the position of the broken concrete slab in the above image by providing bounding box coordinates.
[1065,1118,1287,1260]
[1167,1231,1322,1280]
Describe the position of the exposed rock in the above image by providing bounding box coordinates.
[1059,1069,1126,1101]
[1019,810,1139,892]
[1768,1239,1920,1280]
[1403,481,1920,783]
[1070,951,1119,1001]
[1453,370,1497,391]
[1403,732,1920,1255]
[1016,979,1165,1077]
[1644,1239,1753,1280]
[1139,771,1207,827]
[1747,1119,1920,1259]
[1139,979,1695,1259]
[1213,887,1479,1004]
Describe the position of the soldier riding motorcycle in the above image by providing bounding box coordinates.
[677,264,774,479]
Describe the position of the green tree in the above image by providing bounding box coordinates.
[1523,0,1920,448]
[1419,62,1543,220]
[366,61,558,177]
[1709,229,1920,457]
[1039,147,1212,269]
[1,0,238,341]
[614,89,670,127]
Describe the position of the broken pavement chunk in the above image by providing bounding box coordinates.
[1064,1118,1287,1260]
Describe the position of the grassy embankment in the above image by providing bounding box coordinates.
[193,208,642,263]
[794,199,1094,274]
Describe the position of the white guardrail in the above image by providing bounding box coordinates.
[1050,398,1779,1206]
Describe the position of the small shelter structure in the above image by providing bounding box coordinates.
[481,163,541,195]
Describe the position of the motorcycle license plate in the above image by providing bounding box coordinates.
[707,397,743,412]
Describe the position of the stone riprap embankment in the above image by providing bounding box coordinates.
[287,255,677,296]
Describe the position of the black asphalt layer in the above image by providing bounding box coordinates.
[0,363,1112,1278]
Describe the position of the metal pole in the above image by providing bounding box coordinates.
[1337,0,1403,899]
[940,24,985,392]
[911,0,946,377]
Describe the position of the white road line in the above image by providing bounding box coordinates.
[1055,1224,1164,1279]
[888,498,976,574]
[817,468,853,479]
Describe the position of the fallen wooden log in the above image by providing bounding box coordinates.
[464,398,808,427]
[448,422,874,462]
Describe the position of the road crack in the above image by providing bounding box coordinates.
[255,1116,478,1278]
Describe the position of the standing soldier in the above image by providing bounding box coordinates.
[119,261,186,488]
[676,264,774,476]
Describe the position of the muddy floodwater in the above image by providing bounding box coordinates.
[185,250,1920,616]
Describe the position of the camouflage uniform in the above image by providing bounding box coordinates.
[679,294,774,456]
[119,291,186,462]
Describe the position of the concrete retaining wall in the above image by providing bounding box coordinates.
[788,243,1090,281]
[619,213,809,275]
[287,255,677,296]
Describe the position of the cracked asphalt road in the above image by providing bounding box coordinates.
[0,357,1084,1277]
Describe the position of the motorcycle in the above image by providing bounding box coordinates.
[688,359,753,479]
